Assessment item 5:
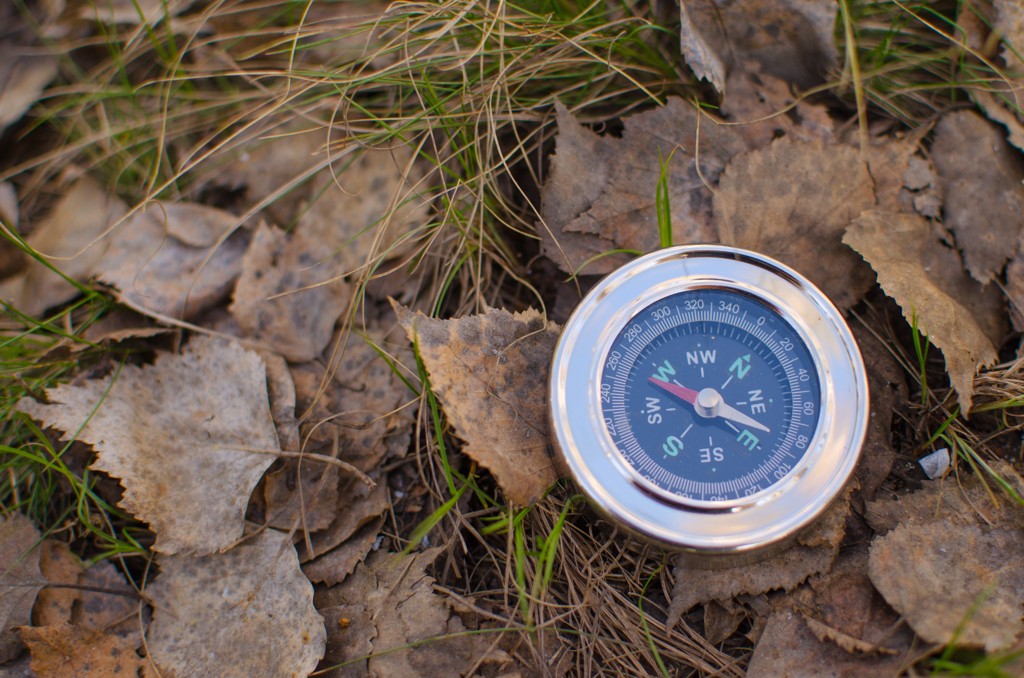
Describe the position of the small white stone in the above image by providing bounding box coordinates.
[919,448,950,479]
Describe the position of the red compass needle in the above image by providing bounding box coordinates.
[648,377,697,403]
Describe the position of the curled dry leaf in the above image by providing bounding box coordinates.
[229,222,349,362]
[2,176,126,317]
[298,473,389,565]
[315,548,508,677]
[18,336,280,555]
[931,110,1024,284]
[97,202,249,320]
[302,515,386,587]
[715,138,876,311]
[263,459,340,533]
[396,304,560,505]
[146,529,325,677]
[720,65,834,148]
[678,0,837,92]
[0,514,42,663]
[539,99,747,275]
[844,211,999,412]
[18,624,146,678]
[868,519,1024,651]
[667,488,850,623]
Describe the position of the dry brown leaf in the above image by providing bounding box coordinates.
[18,624,145,678]
[291,324,415,471]
[263,352,300,453]
[844,211,999,412]
[146,528,325,677]
[720,66,834,148]
[866,461,1024,534]
[5,176,127,317]
[315,548,506,677]
[539,99,748,275]
[32,542,84,627]
[302,516,385,586]
[18,336,280,555]
[798,548,914,656]
[297,142,431,277]
[716,138,877,311]
[747,606,909,677]
[396,304,559,505]
[0,46,58,134]
[868,519,1024,651]
[263,459,340,533]
[97,202,249,320]
[668,489,850,621]
[298,473,389,564]
[0,514,42,663]
[318,603,374,678]
[931,110,1024,284]
[72,560,141,641]
[863,138,943,218]
[229,222,349,362]
[678,0,837,92]
[851,325,906,501]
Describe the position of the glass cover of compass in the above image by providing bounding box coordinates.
[549,246,868,558]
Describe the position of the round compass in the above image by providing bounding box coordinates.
[549,245,868,560]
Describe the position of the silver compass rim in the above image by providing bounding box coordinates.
[548,245,869,555]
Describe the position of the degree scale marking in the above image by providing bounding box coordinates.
[599,289,822,502]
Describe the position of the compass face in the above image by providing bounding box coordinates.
[599,288,821,503]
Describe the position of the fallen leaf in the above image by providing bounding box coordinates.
[868,519,1024,651]
[298,472,389,564]
[863,138,943,218]
[799,548,914,655]
[229,222,349,362]
[77,309,173,347]
[0,46,58,134]
[539,99,747,274]
[291,325,415,472]
[5,176,126,317]
[931,110,1024,284]
[297,141,431,277]
[851,325,906,501]
[866,461,1024,534]
[747,606,909,678]
[97,202,250,320]
[263,459,340,533]
[18,624,146,677]
[18,335,280,554]
[668,489,850,621]
[0,514,42,663]
[702,601,746,646]
[716,138,877,311]
[678,0,838,92]
[32,542,84,627]
[720,65,834,148]
[396,304,560,505]
[302,516,386,586]
[263,352,300,453]
[845,211,999,412]
[318,603,374,678]
[72,560,142,641]
[146,529,325,677]
[315,548,504,677]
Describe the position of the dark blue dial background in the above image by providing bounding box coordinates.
[599,288,822,501]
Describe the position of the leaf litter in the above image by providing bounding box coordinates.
[5,2,1024,675]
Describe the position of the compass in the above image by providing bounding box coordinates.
[549,245,868,560]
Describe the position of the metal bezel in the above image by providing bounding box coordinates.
[549,245,869,556]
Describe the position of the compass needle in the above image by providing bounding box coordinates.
[550,246,869,561]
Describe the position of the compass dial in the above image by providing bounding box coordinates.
[600,288,821,503]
